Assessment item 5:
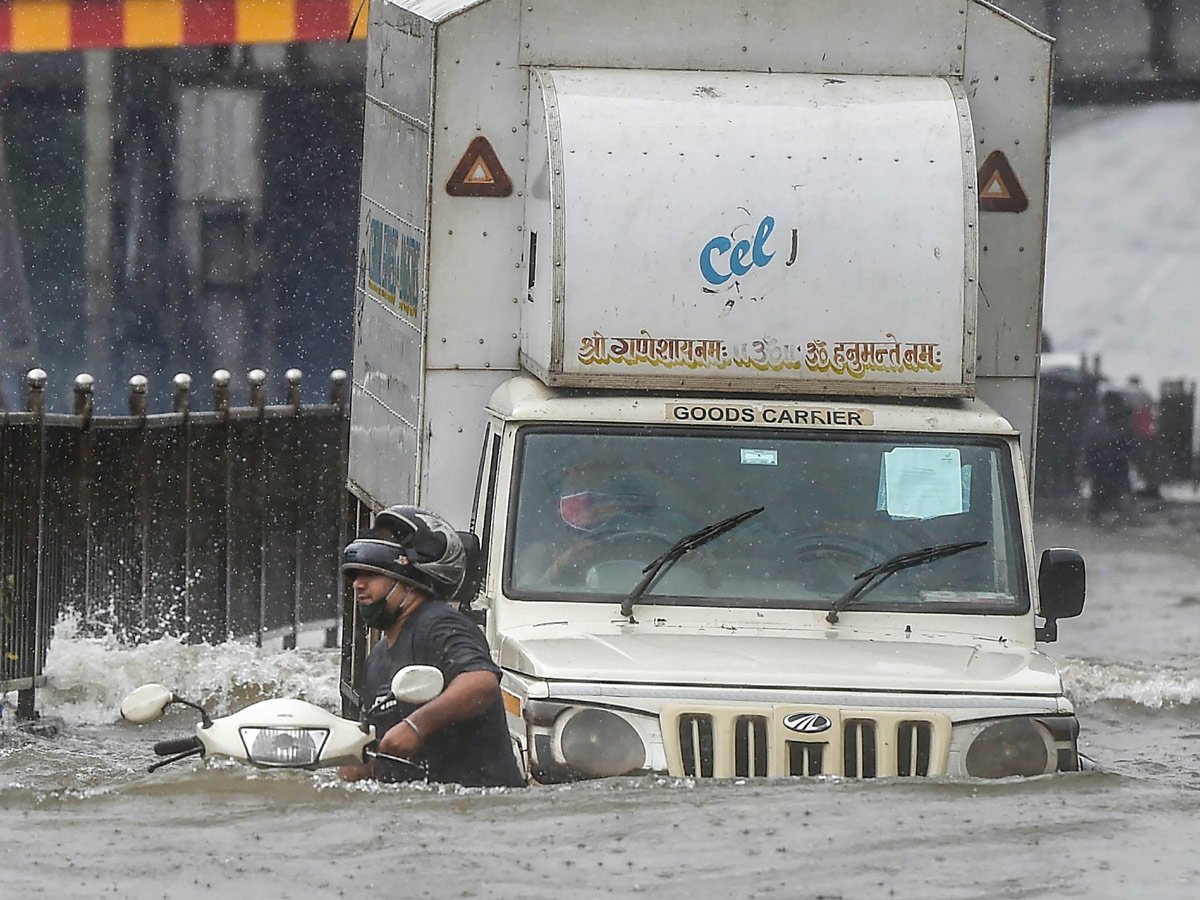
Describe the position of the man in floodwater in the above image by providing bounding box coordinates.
[337,505,525,787]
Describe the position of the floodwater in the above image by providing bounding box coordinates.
[3,508,1200,900]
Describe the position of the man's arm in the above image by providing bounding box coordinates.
[375,669,500,759]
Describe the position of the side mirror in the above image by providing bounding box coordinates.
[1036,548,1086,642]
[120,684,175,724]
[390,665,444,705]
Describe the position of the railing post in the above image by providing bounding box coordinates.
[212,369,231,416]
[17,369,48,720]
[72,374,95,626]
[171,373,193,636]
[127,375,151,633]
[213,369,232,640]
[285,369,303,647]
[73,374,94,420]
[248,369,267,413]
[25,368,47,415]
[128,374,148,418]
[330,369,348,409]
[173,373,192,415]
[247,369,268,645]
[286,368,303,408]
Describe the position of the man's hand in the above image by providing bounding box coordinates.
[338,759,375,782]
[376,670,502,760]
[377,718,423,759]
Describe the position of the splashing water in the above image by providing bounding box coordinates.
[1061,656,1200,709]
[3,611,341,727]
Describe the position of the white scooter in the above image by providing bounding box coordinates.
[120,666,444,774]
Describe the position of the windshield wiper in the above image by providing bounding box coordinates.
[620,506,765,621]
[825,540,988,624]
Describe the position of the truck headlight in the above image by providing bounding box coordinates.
[964,718,1053,778]
[239,727,329,767]
[557,708,646,778]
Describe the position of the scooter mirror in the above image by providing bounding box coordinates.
[120,683,176,724]
[390,665,444,704]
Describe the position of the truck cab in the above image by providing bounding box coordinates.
[471,377,1084,780]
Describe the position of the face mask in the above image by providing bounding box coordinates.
[358,581,407,630]
[560,490,648,532]
[560,491,625,532]
[359,598,401,630]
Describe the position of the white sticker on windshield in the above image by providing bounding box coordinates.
[876,448,964,520]
[740,448,778,466]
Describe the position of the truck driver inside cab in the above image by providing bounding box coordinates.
[514,461,700,590]
[337,505,525,788]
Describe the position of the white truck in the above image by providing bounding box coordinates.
[347,0,1088,781]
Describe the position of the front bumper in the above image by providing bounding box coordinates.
[516,693,1079,781]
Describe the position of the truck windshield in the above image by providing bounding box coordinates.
[505,426,1029,615]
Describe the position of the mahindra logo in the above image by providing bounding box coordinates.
[782,712,833,734]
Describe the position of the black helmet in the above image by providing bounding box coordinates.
[341,505,466,599]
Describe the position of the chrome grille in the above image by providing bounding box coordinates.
[663,705,949,778]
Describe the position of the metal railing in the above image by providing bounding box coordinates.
[1,367,351,715]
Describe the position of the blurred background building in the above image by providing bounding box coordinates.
[0,0,366,411]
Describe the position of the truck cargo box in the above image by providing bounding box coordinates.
[522,67,977,396]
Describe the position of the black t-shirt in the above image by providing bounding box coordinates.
[362,600,524,788]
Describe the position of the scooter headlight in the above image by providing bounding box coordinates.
[557,708,646,778]
[239,727,330,767]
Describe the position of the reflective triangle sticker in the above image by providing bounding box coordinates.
[977,149,1028,212]
[446,136,513,197]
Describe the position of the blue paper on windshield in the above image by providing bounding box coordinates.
[740,448,778,466]
[876,448,964,520]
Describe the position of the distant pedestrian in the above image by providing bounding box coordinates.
[1123,376,1160,496]
[1079,391,1133,524]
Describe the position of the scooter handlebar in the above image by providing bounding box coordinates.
[154,736,204,756]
